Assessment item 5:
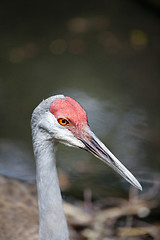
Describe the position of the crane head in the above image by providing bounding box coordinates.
[32,95,142,191]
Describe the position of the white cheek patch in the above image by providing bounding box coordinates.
[44,112,85,149]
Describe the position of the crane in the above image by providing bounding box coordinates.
[31,94,142,240]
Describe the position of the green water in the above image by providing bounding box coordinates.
[0,0,160,198]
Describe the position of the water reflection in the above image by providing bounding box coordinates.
[0,140,35,183]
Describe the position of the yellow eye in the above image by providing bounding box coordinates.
[57,118,69,126]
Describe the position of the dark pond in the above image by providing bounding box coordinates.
[0,0,160,199]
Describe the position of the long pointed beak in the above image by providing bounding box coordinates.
[80,129,142,191]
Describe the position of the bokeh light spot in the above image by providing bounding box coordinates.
[9,43,38,63]
[67,18,89,33]
[138,206,151,218]
[130,30,148,49]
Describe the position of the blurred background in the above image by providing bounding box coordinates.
[0,0,160,203]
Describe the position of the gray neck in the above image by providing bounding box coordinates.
[32,133,69,240]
